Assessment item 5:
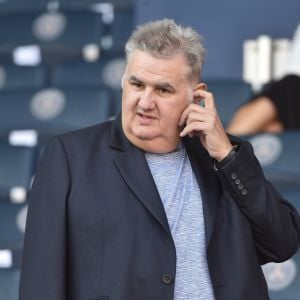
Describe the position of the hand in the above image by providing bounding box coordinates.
[178,89,233,161]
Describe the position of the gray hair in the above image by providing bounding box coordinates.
[125,19,205,80]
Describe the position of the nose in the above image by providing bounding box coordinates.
[138,89,155,110]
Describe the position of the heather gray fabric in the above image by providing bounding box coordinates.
[145,143,215,300]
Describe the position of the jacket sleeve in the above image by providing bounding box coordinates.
[216,140,300,264]
[19,137,70,300]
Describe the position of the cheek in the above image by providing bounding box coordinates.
[159,105,184,127]
[122,90,138,113]
[165,98,189,117]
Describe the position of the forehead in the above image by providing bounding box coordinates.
[126,50,191,84]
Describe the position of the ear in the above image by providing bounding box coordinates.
[193,83,207,104]
[121,74,125,89]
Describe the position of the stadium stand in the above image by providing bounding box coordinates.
[0,88,112,142]
[264,252,300,300]
[0,0,48,13]
[0,10,105,48]
[0,1,299,299]
[0,142,35,203]
[0,64,47,91]
[0,142,32,299]
[204,79,252,127]
[247,132,300,184]
[0,203,27,249]
[0,3,133,296]
[0,269,21,300]
[51,55,125,115]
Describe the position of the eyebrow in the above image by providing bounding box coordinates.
[128,75,143,84]
[155,82,175,92]
[128,75,176,92]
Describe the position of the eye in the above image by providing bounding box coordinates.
[158,87,170,94]
[131,82,144,89]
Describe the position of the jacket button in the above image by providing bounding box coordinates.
[237,184,244,190]
[235,179,240,185]
[242,189,248,196]
[162,273,173,284]
[231,173,237,179]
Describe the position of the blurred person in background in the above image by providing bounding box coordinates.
[227,23,300,135]
[19,19,300,300]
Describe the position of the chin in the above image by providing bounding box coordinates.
[132,127,160,141]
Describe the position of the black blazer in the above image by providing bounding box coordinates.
[19,116,300,300]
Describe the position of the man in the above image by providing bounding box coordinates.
[20,19,300,300]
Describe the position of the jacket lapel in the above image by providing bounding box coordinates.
[109,116,172,237]
[109,116,220,244]
[184,137,221,247]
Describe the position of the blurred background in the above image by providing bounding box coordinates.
[0,0,299,299]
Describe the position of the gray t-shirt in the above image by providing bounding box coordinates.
[145,143,215,300]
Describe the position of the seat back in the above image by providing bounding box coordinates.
[0,87,112,137]
[0,64,46,91]
[205,79,252,127]
[0,143,35,202]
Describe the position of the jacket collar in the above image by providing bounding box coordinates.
[109,115,219,246]
[109,115,172,236]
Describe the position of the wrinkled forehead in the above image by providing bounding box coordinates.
[125,49,195,83]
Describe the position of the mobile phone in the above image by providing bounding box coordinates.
[199,98,205,107]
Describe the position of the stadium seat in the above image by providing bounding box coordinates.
[0,64,46,91]
[263,251,300,300]
[51,56,125,89]
[0,87,113,139]
[0,10,104,49]
[0,0,47,13]
[108,6,134,51]
[245,131,300,218]
[247,133,300,300]
[51,56,125,116]
[0,142,35,203]
[0,203,27,249]
[0,269,20,300]
[59,0,134,9]
[247,132,300,181]
[205,79,252,127]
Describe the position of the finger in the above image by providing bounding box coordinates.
[185,111,210,126]
[196,90,216,110]
[178,106,190,126]
[178,104,206,126]
[180,121,205,137]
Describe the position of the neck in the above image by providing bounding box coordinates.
[127,135,181,154]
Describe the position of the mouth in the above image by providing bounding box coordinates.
[137,112,156,123]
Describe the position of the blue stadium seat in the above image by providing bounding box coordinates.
[108,7,134,51]
[51,56,125,116]
[0,143,35,203]
[0,269,20,300]
[246,132,300,181]
[0,10,104,49]
[0,87,113,138]
[0,64,46,91]
[245,131,300,216]
[0,203,27,249]
[263,251,300,300]
[60,0,134,7]
[0,0,47,13]
[244,132,300,300]
[51,56,125,89]
[205,79,252,127]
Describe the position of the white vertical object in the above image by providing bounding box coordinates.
[257,35,272,85]
[285,23,300,76]
[243,40,258,85]
[243,36,272,91]
[272,39,290,80]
